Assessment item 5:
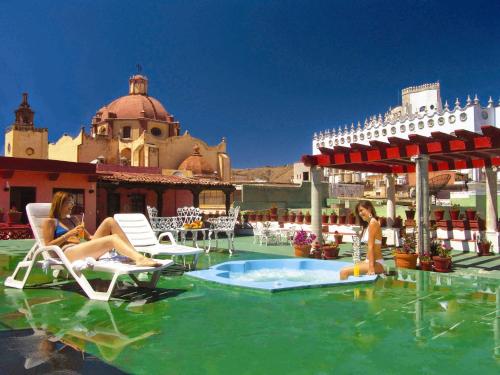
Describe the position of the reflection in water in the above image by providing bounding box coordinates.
[1,289,159,370]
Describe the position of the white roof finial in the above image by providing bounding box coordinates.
[455,98,461,108]
[473,94,479,105]
[444,100,449,110]
[466,95,471,106]
[357,121,361,130]
[488,96,494,108]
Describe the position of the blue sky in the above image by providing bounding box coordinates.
[1,0,499,168]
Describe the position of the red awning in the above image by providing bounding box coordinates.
[302,126,500,173]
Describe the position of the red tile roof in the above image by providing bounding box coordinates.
[98,171,234,187]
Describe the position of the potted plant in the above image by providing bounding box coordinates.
[304,211,312,225]
[405,206,416,220]
[419,253,434,271]
[434,209,445,221]
[310,239,323,259]
[378,216,387,227]
[393,216,403,228]
[321,210,329,225]
[248,211,256,221]
[449,204,460,220]
[433,242,452,272]
[289,211,296,223]
[281,209,289,223]
[338,213,347,225]
[293,229,316,257]
[270,204,278,216]
[256,211,263,222]
[465,208,476,221]
[476,236,492,256]
[333,230,343,245]
[347,213,356,225]
[393,232,418,269]
[8,208,22,224]
[296,210,304,224]
[329,210,338,224]
[322,238,340,259]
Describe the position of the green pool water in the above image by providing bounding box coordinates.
[0,241,499,374]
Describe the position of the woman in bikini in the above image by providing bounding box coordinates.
[340,200,385,280]
[41,191,159,267]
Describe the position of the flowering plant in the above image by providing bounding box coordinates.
[437,243,452,258]
[293,230,316,246]
[394,232,416,254]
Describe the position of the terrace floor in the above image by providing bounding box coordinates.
[0,237,499,374]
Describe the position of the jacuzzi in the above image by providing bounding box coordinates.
[186,259,378,292]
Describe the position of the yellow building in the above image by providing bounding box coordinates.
[4,93,48,159]
[6,74,231,182]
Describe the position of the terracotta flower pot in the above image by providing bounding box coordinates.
[449,209,460,220]
[8,212,22,224]
[294,245,311,257]
[338,215,347,225]
[394,252,418,269]
[270,207,278,215]
[347,215,356,225]
[434,210,445,221]
[322,245,339,259]
[478,242,491,256]
[249,213,256,221]
[304,214,311,225]
[289,213,296,223]
[405,210,415,220]
[296,213,304,224]
[334,234,343,245]
[420,260,434,271]
[282,214,289,222]
[329,214,337,224]
[310,248,322,259]
[393,217,403,228]
[256,214,263,222]
[321,215,329,224]
[270,214,278,221]
[465,210,476,221]
[433,256,452,272]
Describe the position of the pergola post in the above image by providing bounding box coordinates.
[311,166,323,244]
[411,154,430,256]
[484,166,499,253]
[224,190,231,214]
[191,188,200,208]
[155,189,164,216]
[385,174,396,228]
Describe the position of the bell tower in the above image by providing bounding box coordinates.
[4,93,48,159]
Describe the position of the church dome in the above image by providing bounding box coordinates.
[178,144,217,178]
[95,75,172,122]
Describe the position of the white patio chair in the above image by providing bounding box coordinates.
[114,213,203,269]
[146,205,182,239]
[176,206,202,226]
[207,206,240,254]
[4,203,173,301]
[253,221,281,246]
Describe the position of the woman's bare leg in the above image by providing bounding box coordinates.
[93,218,133,247]
[64,234,159,266]
[340,262,384,280]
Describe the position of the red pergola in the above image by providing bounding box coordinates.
[301,126,500,172]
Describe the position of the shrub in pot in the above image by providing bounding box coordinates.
[333,231,343,245]
[321,211,329,224]
[293,229,316,258]
[465,208,476,221]
[434,209,445,221]
[405,208,415,220]
[338,214,347,225]
[449,204,460,220]
[329,211,338,224]
[8,209,22,224]
[433,242,452,272]
[393,232,418,269]
[322,240,340,259]
[476,237,492,256]
[419,254,433,271]
[304,211,311,225]
[296,211,304,224]
[289,211,296,223]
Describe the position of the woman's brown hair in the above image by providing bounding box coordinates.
[49,191,73,219]
[355,200,378,230]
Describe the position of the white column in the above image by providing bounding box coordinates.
[311,166,323,244]
[412,155,430,256]
[385,174,396,228]
[485,166,499,253]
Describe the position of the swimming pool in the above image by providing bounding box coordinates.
[187,259,378,291]
[0,238,499,374]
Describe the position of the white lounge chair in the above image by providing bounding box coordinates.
[4,203,173,301]
[114,213,203,269]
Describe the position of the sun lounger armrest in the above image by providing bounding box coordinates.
[158,231,178,244]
